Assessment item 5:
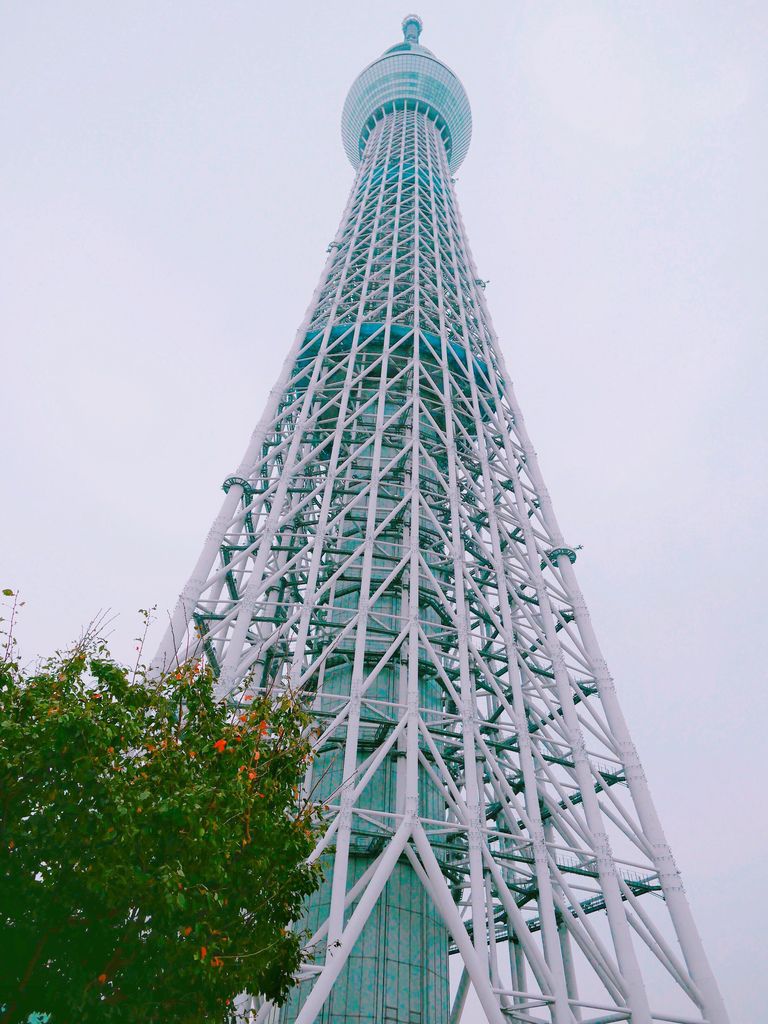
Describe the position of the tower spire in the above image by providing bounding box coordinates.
[153,20,730,1024]
[402,13,423,44]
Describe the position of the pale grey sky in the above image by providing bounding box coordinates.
[1,2,766,1020]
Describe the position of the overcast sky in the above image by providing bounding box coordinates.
[1,2,766,1020]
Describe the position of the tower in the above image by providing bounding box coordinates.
[153,17,729,1024]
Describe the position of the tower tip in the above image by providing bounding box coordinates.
[402,14,423,45]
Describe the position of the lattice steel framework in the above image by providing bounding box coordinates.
[153,17,729,1024]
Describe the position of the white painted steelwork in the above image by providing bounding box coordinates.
[153,17,729,1024]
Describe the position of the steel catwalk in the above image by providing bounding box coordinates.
[153,17,729,1024]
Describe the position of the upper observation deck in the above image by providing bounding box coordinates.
[341,15,472,172]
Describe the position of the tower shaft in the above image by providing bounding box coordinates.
[153,20,729,1024]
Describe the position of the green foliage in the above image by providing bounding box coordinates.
[0,621,320,1023]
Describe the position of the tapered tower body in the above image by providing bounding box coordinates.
[154,17,729,1024]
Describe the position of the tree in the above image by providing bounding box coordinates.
[0,606,320,1023]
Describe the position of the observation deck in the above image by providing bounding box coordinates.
[341,14,472,171]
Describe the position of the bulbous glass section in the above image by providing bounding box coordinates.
[341,20,472,172]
